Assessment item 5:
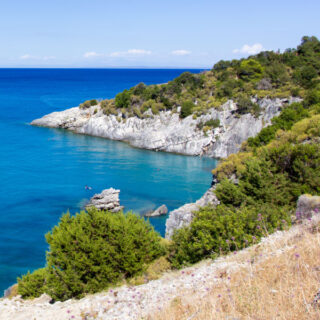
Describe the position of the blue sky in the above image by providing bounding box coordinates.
[1,0,320,68]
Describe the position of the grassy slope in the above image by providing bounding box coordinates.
[154,217,320,320]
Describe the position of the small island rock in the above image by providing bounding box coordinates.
[145,205,168,217]
[86,188,124,212]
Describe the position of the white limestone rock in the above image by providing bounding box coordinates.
[86,188,123,212]
[31,98,300,159]
[145,204,168,217]
[165,187,220,239]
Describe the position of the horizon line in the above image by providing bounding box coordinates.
[0,66,211,70]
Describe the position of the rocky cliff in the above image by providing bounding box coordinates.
[31,97,299,159]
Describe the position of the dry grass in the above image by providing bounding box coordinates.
[153,223,320,320]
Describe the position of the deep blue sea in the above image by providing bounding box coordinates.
[0,68,217,294]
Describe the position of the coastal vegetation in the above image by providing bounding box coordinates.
[18,209,165,300]
[17,36,320,301]
[80,36,320,123]
[170,95,320,267]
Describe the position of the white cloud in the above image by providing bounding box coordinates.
[110,49,152,57]
[83,51,102,58]
[171,50,191,56]
[233,43,265,55]
[20,54,56,60]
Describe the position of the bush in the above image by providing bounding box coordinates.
[197,119,220,130]
[236,94,261,116]
[79,99,98,109]
[17,268,47,299]
[18,209,165,301]
[170,204,290,268]
[180,100,195,118]
[238,59,264,82]
[115,89,131,109]
[45,208,165,301]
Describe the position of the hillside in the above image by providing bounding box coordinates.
[31,37,320,158]
[5,36,320,319]
[1,206,320,320]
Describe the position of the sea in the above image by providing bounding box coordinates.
[0,68,217,294]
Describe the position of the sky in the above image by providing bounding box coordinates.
[0,0,320,68]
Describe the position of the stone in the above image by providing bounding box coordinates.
[4,284,18,298]
[295,194,320,220]
[165,187,220,239]
[31,97,301,159]
[145,205,168,217]
[86,188,124,212]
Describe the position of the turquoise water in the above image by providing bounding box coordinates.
[0,68,217,293]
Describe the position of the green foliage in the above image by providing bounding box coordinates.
[247,102,310,147]
[236,94,261,116]
[115,89,131,109]
[171,97,320,268]
[180,100,195,118]
[265,62,289,86]
[44,208,165,301]
[18,209,165,301]
[238,59,264,82]
[170,204,290,268]
[197,119,220,130]
[79,99,98,109]
[293,65,318,88]
[78,36,320,119]
[17,268,47,299]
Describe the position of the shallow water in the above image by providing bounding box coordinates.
[0,68,216,293]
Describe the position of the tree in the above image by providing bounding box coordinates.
[19,208,165,301]
[238,59,264,81]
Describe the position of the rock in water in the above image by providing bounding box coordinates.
[86,188,124,212]
[145,205,168,217]
[296,194,320,220]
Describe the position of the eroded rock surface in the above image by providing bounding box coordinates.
[86,188,123,212]
[31,98,300,159]
[145,204,168,217]
[165,187,220,239]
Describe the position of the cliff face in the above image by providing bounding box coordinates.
[31,97,298,159]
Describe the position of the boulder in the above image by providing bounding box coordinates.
[86,188,124,212]
[165,187,220,239]
[296,194,320,220]
[145,205,168,217]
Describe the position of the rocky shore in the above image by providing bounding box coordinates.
[31,97,299,159]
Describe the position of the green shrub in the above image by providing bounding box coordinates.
[115,89,131,109]
[197,119,220,130]
[238,59,264,82]
[17,268,47,299]
[79,99,98,109]
[44,208,165,301]
[236,94,261,116]
[170,204,290,268]
[171,106,320,268]
[180,100,195,118]
[18,209,165,301]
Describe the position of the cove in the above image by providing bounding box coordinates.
[0,68,216,293]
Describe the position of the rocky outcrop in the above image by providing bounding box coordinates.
[31,98,300,159]
[296,194,320,220]
[86,188,123,212]
[144,204,168,217]
[165,187,220,239]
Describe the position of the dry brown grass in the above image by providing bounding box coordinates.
[153,224,320,320]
